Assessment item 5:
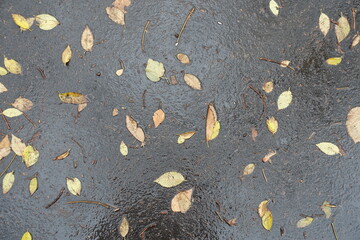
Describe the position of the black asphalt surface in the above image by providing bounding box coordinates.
[1,0,360,239]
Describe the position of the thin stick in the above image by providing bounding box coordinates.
[119,59,125,71]
[141,20,150,52]
[215,211,224,222]
[249,85,266,120]
[262,168,268,182]
[22,112,36,127]
[0,154,16,178]
[140,223,156,240]
[0,108,11,130]
[331,222,339,240]
[259,57,295,70]
[175,7,195,46]
[67,200,120,212]
[71,137,86,162]
[45,187,65,208]
[37,68,46,79]
[142,90,147,109]
[352,8,357,31]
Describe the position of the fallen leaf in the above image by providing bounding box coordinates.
[243,163,255,176]
[279,60,291,68]
[171,188,193,213]
[176,53,190,64]
[224,218,237,226]
[53,149,71,160]
[262,81,273,93]
[35,14,60,30]
[2,108,23,118]
[0,82,7,93]
[29,176,38,196]
[177,131,196,144]
[346,107,360,143]
[11,97,33,112]
[0,135,11,160]
[11,13,30,31]
[262,150,276,163]
[66,177,81,196]
[335,14,350,43]
[153,109,165,128]
[58,92,88,104]
[26,17,35,29]
[115,69,124,76]
[210,121,220,140]
[319,12,330,37]
[11,134,26,156]
[112,108,119,116]
[321,201,334,219]
[0,67,8,76]
[262,209,273,231]
[206,104,218,143]
[120,141,128,156]
[296,217,313,228]
[266,117,278,134]
[119,216,129,238]
[126,115,145,144]
[277,90,292,110]
[77,103,87,112]
[269,0,279,16]
[326,57,342,65]
[251,127,258,141]
[258,200,269,218]
[184,73,202,90]
[112,0,131,12]
[21,231,32,240]
[106,7,125,25]
[350,34,360,48]
[154,171,185,188]
[145,58,165,82]
[22,145,39,168]
[81,25,94,52]
[4,57,22,74]
[2,171,15,194]
[62,44,72,65]
[316,142,340,155]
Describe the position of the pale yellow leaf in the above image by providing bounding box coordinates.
[177,131,196,144]
[145,58,165,82]
[206,104,217,143]
[262,81,273,93]
[184,73,202,90]
[335,14,350,43]
[210,121,220,140]
[112,0,131,13]
[262,150,276,163]
[0,135,11,160]
[258,200,269,218]
[176,53,190,64]
[112,108,119,116]
[120,141,128,156]
[53,148,71,160]
[0,67,8,76]
[243,163,255,176]
[22,145,39,168]
[316,142,340,155]
[81,25,94,52]
[319,12,330,36]
[119,216,129,237]
[4,57,22,74]
[115,69,124,76]
[2,108,23,118]
[262,209,273,231]
[321,201,333,219]
[29,176,38,196]
[296,217,313,228]
[26,17,35,29]
[11,97,33,112]
[177,136,185,144]
[171,188,193,213]
[11,13,30,31]
[153,109,165,128]
[77,103,87,112]
[0,82,7,93]
[66,177,81,196]
[279,60,290,68]
[11,134,26,156]
[35,14,60,30]
[277,90,292,110]
[269,0,279,16]
[21,231,32,240]
[126,115,145,144]
[106,7,125,25]
[58,92,88,104]
[326,57,342,66]
[154,171,185,188]
[62,44,72,65]
[351,34,360,48]
[2,171,15,194]
[346,107,360,143]
[266,117,278,134]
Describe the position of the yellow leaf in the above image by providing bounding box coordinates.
[171,188,193,213]
[53,148,71,160]
[58,92,88,104]
[177,136,185,144]
[326,57,342,66]
[351,33,360,48]
[316,142,340,155]
[269,0,279,16]
[2,108,23,118]
[0,135,11,160]
[335,14,350,43]
[184,73,202,90]
[145,58,165,82]
[126,115,145,144]
[106,7,125,25]
[296,217,313,228]
[11,97,33,112]
[2,171,15,194]
[153,109,165,128]
[210,121,220,140]
[62,44,72,65]
[119,216,129,237]
[243,163,255,176]
[262,81,273,93]
[262,209,273,231]
[26,17,35,29]
[258,200,269,218]
[206,104,218,143]
[4,57,22,74]
[176,53,190,64]
[120,141,128,156]
[177,131,196,144]
[81,25,94,52]
[29,176,38,196]
[277,90,292,110]
[21,231,32,240]
[346,107,360,143]
[115,69,124,76]
[66,177,81,196]
[266,117,278,134]
[154,171,185,188]
[321,201,333,219]
[22,145,39,168]
[11,134,26,156]
[0,82,7,93]
[35,14,60,30]
[319,12,330,37]
[0,67,8,76]
[11,13,30,31]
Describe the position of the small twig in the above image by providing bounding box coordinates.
[241,93,248,109]
[71,137,86,163]
[248,85,266,120]
[94,39,108,45]
[331,222,339,240]
[37,68,46,79]
[175,7,195,46]
[330,19,339,25]
[215,210,224,222]
[119,59,125,71]
[215,200,222,212]
[141,20,150,52]
[45,187,65,209]
[67,200,120,212]
[142,90,147,109]
[139,223,156,240]
[22,112,36,127]
[262,168,268,182]
[352,8,357,31]
[259,57,295,70]
[0,108,11,130]
[0,154,16,177]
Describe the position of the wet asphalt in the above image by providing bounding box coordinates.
[1,0,360,239]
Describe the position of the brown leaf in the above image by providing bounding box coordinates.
[224,218,237,226]
[77,103,87,113]
[81,25,94,52]
[350,33,360,48]
[112,108,119,116]
[126,115,145,144]
[171,188,193,213]
[206,104,217,143]
[53,149,71,160]
[112,0,131,12]
[262,150,276,163]
[106,7,125,25]
[346,107,360,143]
[11,134,26,156]
[184,73,202,90]
[0,135,11,160]
[153,109,165,128]
[262,81,274,93]
[11,97,33,112]
[251,127,258,141]
[176,53,190,64]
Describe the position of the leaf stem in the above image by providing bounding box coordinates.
[0,154,16,177]
[175,7,195,46]
[67,200,120,212]
[141,20,150,52]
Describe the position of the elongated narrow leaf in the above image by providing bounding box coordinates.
[120,141,128,156]
[277,90,292,110]
[177,131,196,144]
[81,25,94,52]
[346,107,360,143]
[350,34,360,48]
[326,57,342,66]
[154,171,185,188]
[319,12,330,36]
[66,177,81,196]
[29,176,38,196]
[58,92,88,104]
[269,0,279,16]
[206,104,218,143]
[53,149,71,160]
[2,171,15,194]
[316,142,340,155]
[119,216,129,237]
[0,135,11,160]
[171,188,193,213]
[62,44,72,65]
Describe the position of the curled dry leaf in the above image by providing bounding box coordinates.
[335,14,350,43]
[2,171,15,194]
[81,25,94,52]
[279,60,291,68]
[120,141,128,156]
[350,34,360,48]
[251,127,258,141]
[171,188,193,213]
[316,142,340,155]
[277,90,292,110]
[258,200,269,218]
[177,131,196,144]
[321,201,334,219]
[35,14,60,30]
[153,109,165,128]
[154,171,185,188]
[184,73,202,90]
[22,145,39,168]
[29,176,38,196]
[2,108,23,118]
[296,217,313,228]
[0,135,11,160]
[0,82,7,93]
[206,104,218,143]
[176,53,190,64]
[269,0,279,16]
[266,117,278,134]
[112,108,119,116]
[262,81,273,93]
[0,67,8,76]
[58,92,88,104]
[11,97,33,112]
[319,12,330,37]
[77,103,87,113]
[62,44,72,65]
[4,57,22,74]
[224,218,237,226]
[21,231,32,240]
[66,177,82,196]
[106,7,125,25]
[326,57,342,66]
[126,115,145,144]
[119,216,129,238]
[53,149,71,160]
[346,107,360,143]
[262,209,273,231]
[11,13,30,31]
[145,58,165,82]
[262,150,276,163]
[243,163,255,176]
[11,134,26,156]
